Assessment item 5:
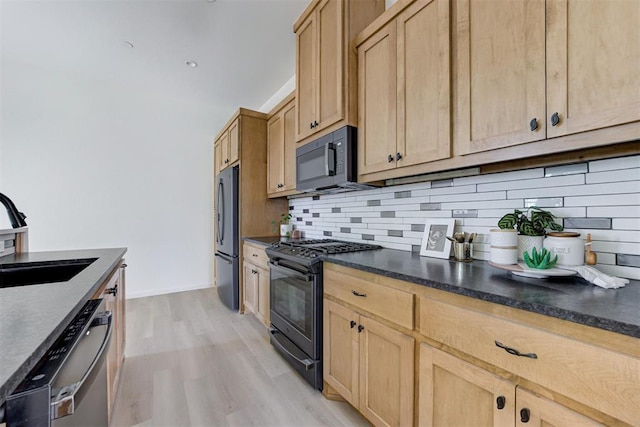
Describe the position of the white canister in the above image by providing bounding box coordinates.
[543,232,584,266]
[490,246,518,265]
[490,229,518,247]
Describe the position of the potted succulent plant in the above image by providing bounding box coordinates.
[498,207,563,260]
[272,213,293,237]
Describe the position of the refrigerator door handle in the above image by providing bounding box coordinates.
[217,180,224,244]
[215,253,233,264]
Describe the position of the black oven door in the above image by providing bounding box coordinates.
[269,261,320,359]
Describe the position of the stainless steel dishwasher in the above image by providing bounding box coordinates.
[5,298,112,427]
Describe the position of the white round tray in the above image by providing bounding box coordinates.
[489,262,578,279]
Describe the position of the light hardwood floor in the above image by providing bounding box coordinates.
[110,288,369,427]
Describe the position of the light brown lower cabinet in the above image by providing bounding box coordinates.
[242,242,270,327]
[324,299,414,427]
[93,260,126,423]
[419,344,603,427]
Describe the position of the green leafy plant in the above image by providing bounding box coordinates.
[271,213,293,233]
[498,206,563,236]
[523,247,558,269]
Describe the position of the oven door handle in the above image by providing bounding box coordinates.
[268,261,313,282]
[269,328,315,371]
[50,310,113,420]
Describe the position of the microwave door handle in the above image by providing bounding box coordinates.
[50,310,113,419]
[325,143,336,176]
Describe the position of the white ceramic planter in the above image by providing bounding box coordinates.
[280,223,293,237]
[517,235,545,261]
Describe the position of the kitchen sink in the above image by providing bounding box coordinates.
[0,258,97,288]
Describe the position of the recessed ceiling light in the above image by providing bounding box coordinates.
[186,61,198,68]
[122,41,134,48]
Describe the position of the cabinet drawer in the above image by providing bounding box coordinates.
[324,265,414,330]
[418,296,640,425]
[243,243,268,269]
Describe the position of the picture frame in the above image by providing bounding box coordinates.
[420,219,455,259]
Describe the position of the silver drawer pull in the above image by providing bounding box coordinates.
[351,290,367,298]
[495,340,537,359]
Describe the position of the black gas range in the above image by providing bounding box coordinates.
[266,239,381,390]
[266,239,381,271]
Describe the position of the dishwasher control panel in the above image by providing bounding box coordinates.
[11,298,102,394]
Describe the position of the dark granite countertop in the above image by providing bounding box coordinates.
[0,248,127,406]
[242,236,287,247]
[323,249,640,339]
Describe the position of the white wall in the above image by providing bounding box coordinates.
[0,0,304,298]
[1,58,220,297]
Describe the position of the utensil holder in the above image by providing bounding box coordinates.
[453,242,473,262]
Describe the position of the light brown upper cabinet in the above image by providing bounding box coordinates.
[357,0,451,178]
[267,93,297,198]
[294,0,385,145]
[215,118,240,171]
[545,0,640,139]
[455,0,640,155]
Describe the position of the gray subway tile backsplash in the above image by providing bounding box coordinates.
[545,162,588,177]
[420,203,441,211]
[563,217,612,229]
[289,155,640,280]
[452,209,478,218]
[617,254,640,268]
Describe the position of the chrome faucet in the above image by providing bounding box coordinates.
[0,193,27,228]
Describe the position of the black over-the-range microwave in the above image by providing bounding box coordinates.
[296,126,375,194]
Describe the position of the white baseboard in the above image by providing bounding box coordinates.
[126,283,213,300]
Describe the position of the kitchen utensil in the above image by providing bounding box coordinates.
[468,233,477,243]
[446,236,457,243]
[585,233,597,265]
[454,232,466,243]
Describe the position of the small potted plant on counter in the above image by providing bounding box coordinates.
[272,213,293,237]
[498,206,563,260]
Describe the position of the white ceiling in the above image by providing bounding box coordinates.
[1,0,308,122]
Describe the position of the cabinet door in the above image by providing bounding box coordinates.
[546,0,640,138]
[102,273,119,418]
[419,344,515,427]
[267,113,284,195]
[219,131,230,170]
[359,316,414,427]
[255,265,270,327]
[516,388,604,427]
[214,140,222,177]
[117,262,126,368]
[228,118,239,165]
[323,299,360,407]
[316,0,343,133]
[296,15,316,142]
[358,23,397,176]
[454,0,546,154]
[242,262,258,314]
[397,0,450,167]
[282,101,297,192]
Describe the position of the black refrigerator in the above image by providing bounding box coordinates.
[215,165,239,310]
